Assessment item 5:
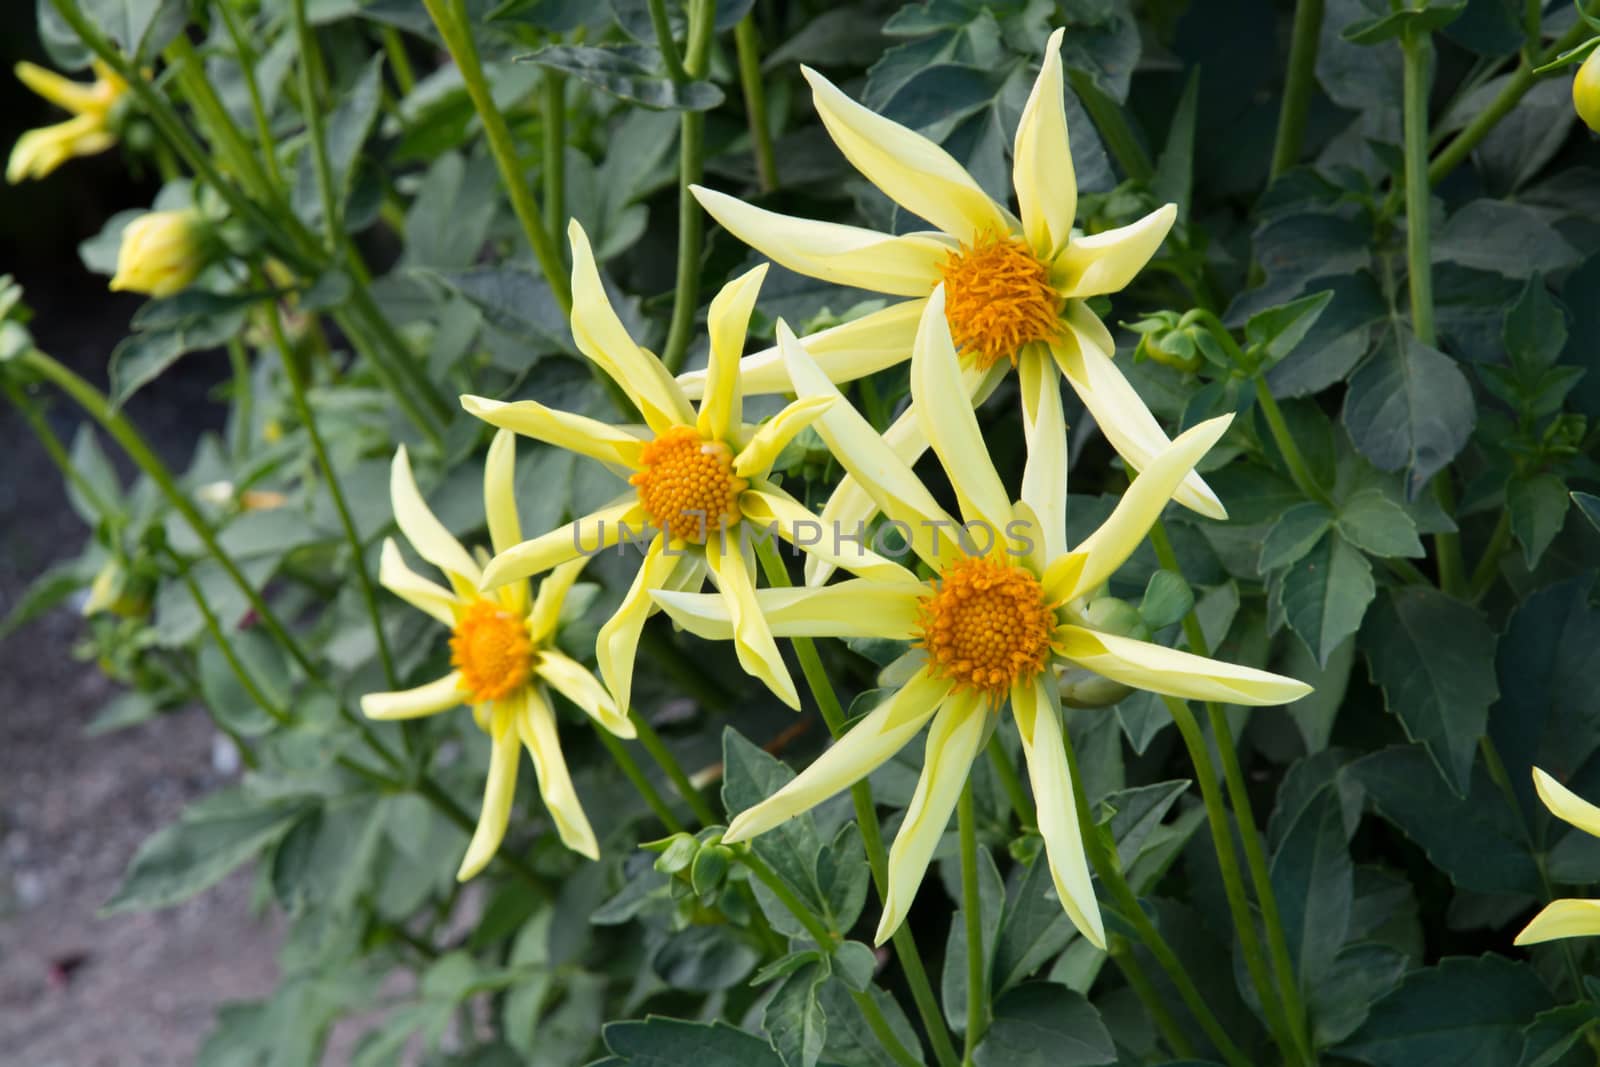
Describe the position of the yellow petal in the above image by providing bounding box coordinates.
[803,361,1003,586]
[1052,318,1225,519]
[779,320,963,570]
[536,648,635,738]
[597,536,696,714]
[15,61,104,115]
[1066,414,1234,601]
[1532,767,1600,838]
[457,703,521,880]
[8,114,114,183]
[651,578,925,642]
[361,672,467,720]
[692,185,951,296]
[739,486,918,583]
[1056,626,1314,706]
[391,445,481,594]
[1012,678,1105,948]
[1052,203,1177,298]
[732,395,834,479]
[378,537,460,627]
[480,499,650,591]
[724,669,951,844]
[484,428,522,558]
[803,66,1011,243]
[698,263,766,442]
[1041,551,1087,606]
[461,394,646,470]
[519,686,600,860]
[1514,898,1600,945]
[679,299,925,400]
[1013,29,1076,260]
[874,689,988,944]
[1019,350,1069,561]
[707,535,800,710]
[911,287,1013,535]
[529,556,588,644]
[568,219,695,432]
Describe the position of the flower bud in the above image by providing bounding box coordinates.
[110,209,208,298]
[1078,596,1151,642]
[1576,48,1600,134]
[690,844,733,894]
[1058,666,1135,709]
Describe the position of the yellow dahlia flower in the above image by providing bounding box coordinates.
[461,220,910,713]
[7,60,128,183]
[1515,768,1600,944]
[650,294,1311,947]
[361,429,633,879]
[685,29,1217,585]
[110,208,207,298]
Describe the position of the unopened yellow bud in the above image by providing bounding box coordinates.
[6,61,128,183]
[110,209,207,298]
[1576,49,1600,133]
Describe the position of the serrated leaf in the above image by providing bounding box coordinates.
[833,941,876,993]
[1343,333,1475,498]
[1336,489,1424,558]
[722,728,824,912]
[1341,2,1466,44]
[519,44,723,110]
[1270,788,1353,990]
[941,845,1003,1031]
[1280,532,1375,666]
[1260,503,1335,573]
[1138,570,1193,631]
[1338,955,1553,1067]
[1246,289,1335,369]
[764,962,828,1067]
[1504,278,1568,371]
[1573,492,1600,533]
[1508,473,1570,569]
[601,1017,784,1066]
[972,983,1116,1067]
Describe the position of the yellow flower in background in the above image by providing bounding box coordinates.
[361,429,634,879]
[7,60,128,183]
[651,295,1311,947]
[460,220,912,714]
[685,28,1217,585]
[110,209,208,298]
[1515,768,1600,944]
[1575,48,1600,133]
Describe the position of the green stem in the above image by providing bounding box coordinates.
[986,733,1035,831]
[421,0,572,311]
[1147,518,1312,1064]
[753,541,962,1067]
[1164,694,1299,1061]
[225,340,254,458]
[1059,720,1251,1066]
[174,552,289,726]
[660,0,716,373]
[260,277,398,688]
[1401,25,1436,348]
[166,34,278,201]
[630,709,719,826]
[1252,376,1333,509]
[1108,936,1197,1058]
[1467,508,1513,601]
[734,14,779,191]
[645,0,690,83]
[597,729,684,832]
[958,782,989,1061]
[291,0,342,250]
[214,2,284,187]
[542,69,567,241]
[2,376,114,518]
[1432,473,1467,598]
[1270,0,1325,178]
[381,26,417,95]
[740,851,925,1067]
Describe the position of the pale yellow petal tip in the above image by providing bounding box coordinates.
[479,555,522,592]
[1044,27,1065,52]
[460,393,497,417]
[455,851,491,882]
[872,903,906,946]
[723,812,758,844]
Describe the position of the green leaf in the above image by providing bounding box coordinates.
[196,630,288,738]
[1311,943,1409,1046]
[1504,278,1568,371]
[941,844,1004,1030]
[764,961,828,1067]
[1574,492,1600,533]
[833,941,876,993]
[518,44,723,110]
[83,0,187,61]
[104,790,309,912]
[1361,587,1499,795]
[652,923,761,992]
[818,979,922,1067]
[1246,290,1335,369]
[1138,570,1193,631]
[402,153,501,270]
[1435,200,1583,277]
[722,728,824,911]
[817,822,870,931]
[0,558,92,639]
[1335,489,1424,558]
[993,850,1078,994]
[109,295,256,408]
[972,983,1116,1067]
[1341,2,1466,44]
[1343,334,1475,498]
[1151,67,1199,220]
[1279,531,1375,667]
[424,264,571,354]
[1346,746,1542,895]
[1338,955,1554,1067]
[1508,473,1570,569]
[601,1017,784,1066]
[1518,1002,1600,1067]
[1270,788,1353,990]
[1259,503,1335,573]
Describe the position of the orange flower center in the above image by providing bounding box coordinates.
[450,600,536,703]
[629,425,747,543]
[916,557,1057,697]
[939,231,1064,370]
